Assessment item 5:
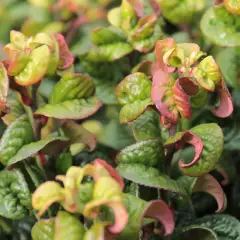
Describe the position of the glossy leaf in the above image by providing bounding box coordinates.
[0,62,9,112]
[193,56,221,92]
[0,115,34,165]
[158,0,205,24]
[116,72,153,123]
[201,6,240,46]
[0,169,31,219]
[54,211,85,240]
[35,96,102,120]
[216,47,240,90]
[31,218,54,240]
[49,73,95,104]
[194,214,240,239]
[116,139,164,167]
[130,109,161,141]
[6,135,69,166]
[15,45,51,86]
[171,225,218,240]
[179,124,223,176]
[117,163,187,195]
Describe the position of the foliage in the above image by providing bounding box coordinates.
[0,0,239,239]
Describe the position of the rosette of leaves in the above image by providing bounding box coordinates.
[3,31,73,86]
[107,0,163,53]
[151,38,233,126]
[32,159,128,236]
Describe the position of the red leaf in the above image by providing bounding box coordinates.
[172,78,192,119]
[151,64,178,124]
[127,0,144,17]
[94,159,124,190]
[165,131,203,168]
[155,38,175,71]
[212,80,233,118]
[178,77,199,96]
[143,200,175,236]
[107,202,129,234]
[193,174,225,212]
[54,34,74,70]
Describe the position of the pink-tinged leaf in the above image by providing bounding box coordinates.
[149,0,161,16]
[107,201,129,234]
[151,65,178,124]
[165,131,203,168]
[155,38,175,66]
[214,0,224,7]
[178,77,199,96]
[212,80,233,118]
[143,200,174,236]
[127,0,144,17]
[172,78,192,119]
[94,159,124,190]
[216,165,230,186]
[0,62,9,112]
[193,174,225,212]
[54,34,74,70]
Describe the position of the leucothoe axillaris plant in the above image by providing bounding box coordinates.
[0,0,240,239]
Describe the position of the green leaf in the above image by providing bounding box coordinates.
[158,0,205,24]
[35,96,102,120]
[83,223,106,240]
[201,6,240,46]
[180,123,224,176]
[118,194,147,240]
[0,169,31,219]
[56,152,72,174]
[117,163,187,195]
[31,218,54,240]
[216,47,240,90]
[62,121,96,152]
[49,73,95,104]
[0,115,34,165]
[116,139,164,167]
[130,110,161,141]
[98,119,135,150]
[193,214,240,240]
[171,225,218,240]
[54,211,85,240]
[0,62,9,112]
[116,72,153,123]
[6,135,69,166]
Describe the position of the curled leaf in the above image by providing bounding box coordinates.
[83,177,128,234]
[212,80,233,118]
[143,200,174,236]
[193,174,225,212]
[54,34,74,70]
[165,131,203,168]
[32,181,64,217]
[94,159,124,190]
